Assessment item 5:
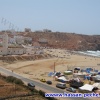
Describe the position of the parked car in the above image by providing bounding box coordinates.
[46,80,52,85]
[66,87,76,93]
[69,80,83,88]
[28,83,35,88]
[56,83,66,89]
[40,79,46,82]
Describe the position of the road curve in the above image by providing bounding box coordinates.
[0,66,90,100]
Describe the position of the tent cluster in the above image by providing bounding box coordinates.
[48,67,100,93]
[73,67,100,82]
[74,67,100,93]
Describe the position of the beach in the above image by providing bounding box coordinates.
[0,49,100,81]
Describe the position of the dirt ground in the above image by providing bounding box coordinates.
[0,78,29,98]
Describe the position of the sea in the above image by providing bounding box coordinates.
[76,50,100,57]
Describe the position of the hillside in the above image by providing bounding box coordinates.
[0,75,47,100]
[1,31,100,51]
[21,32,100,51]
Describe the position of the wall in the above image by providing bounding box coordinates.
[7,48,25,55]
[0,48,26,55]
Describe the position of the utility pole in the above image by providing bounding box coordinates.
[54,62,55,73]
[53,62,56,81]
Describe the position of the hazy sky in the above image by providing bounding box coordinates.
[0,0,100,35]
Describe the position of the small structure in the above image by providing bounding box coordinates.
[24,37,32,44]
[25,28,31,32]
[38,38,48,44]
[38,38,48,47]
[14,35,24,44]
[64,70,72,75]
[92,75,100,82]
[32,42,40,48]
[43,29,52,32]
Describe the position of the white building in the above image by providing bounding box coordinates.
[0,33,26,55]
[14,35,24,44]
[8,37,16,44]
[0,47,26,55]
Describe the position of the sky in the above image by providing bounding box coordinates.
[0,0,100,35]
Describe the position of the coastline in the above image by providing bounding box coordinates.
[70,50,100,58]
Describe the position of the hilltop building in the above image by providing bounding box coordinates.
[43,29,52,32]
[25,28,31,32]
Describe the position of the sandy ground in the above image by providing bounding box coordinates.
[0,49,100,81]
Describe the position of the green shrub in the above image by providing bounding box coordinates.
[14,79,24,85]
[6,76,16,83]
[39,90,45,97]
[6,76,24,85]
[47,97,57,100]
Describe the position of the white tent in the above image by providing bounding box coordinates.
[92,75,100,81]
[95,75,100,80]
[79,84,94,91]
[93,83,100,89]
[58,76,68,81]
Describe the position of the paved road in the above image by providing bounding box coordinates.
[0,67,90,100]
